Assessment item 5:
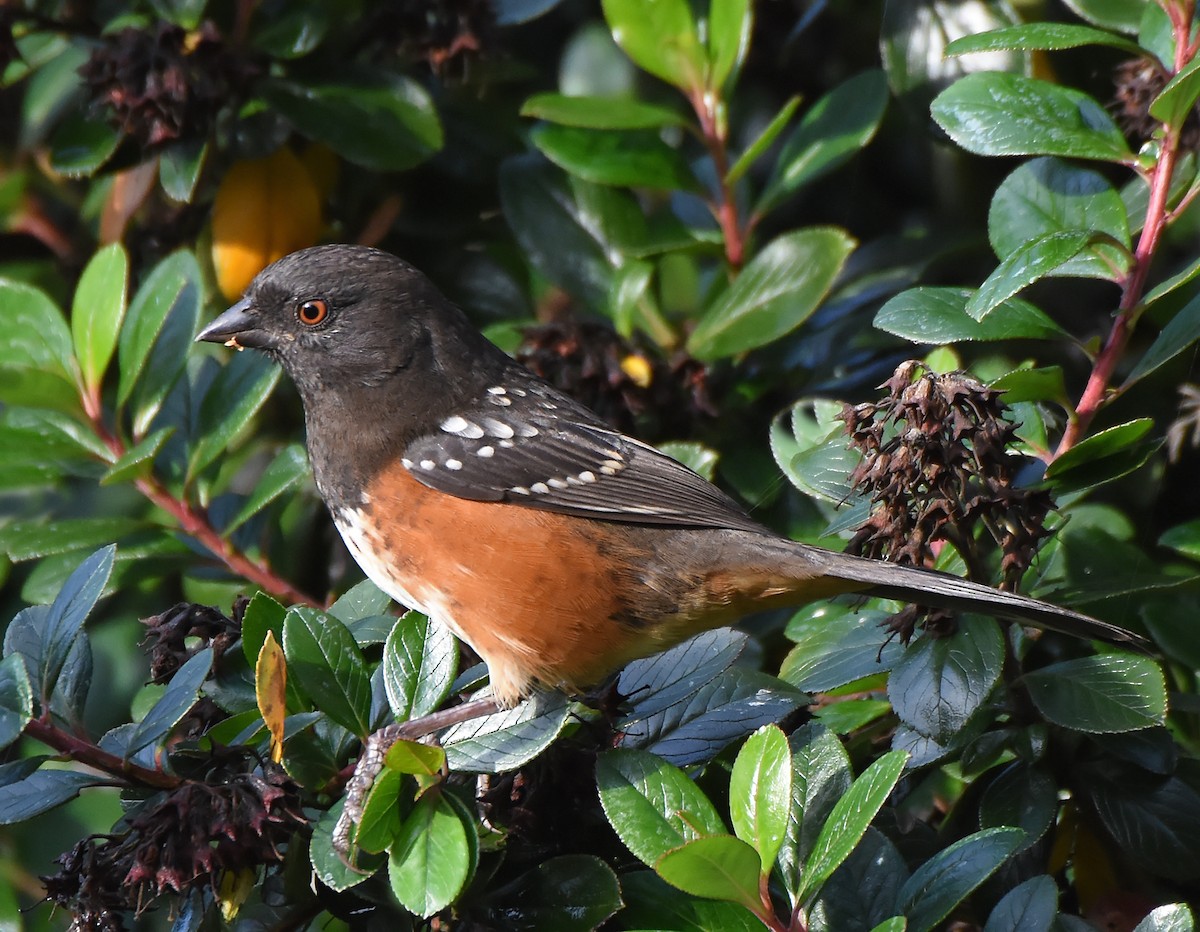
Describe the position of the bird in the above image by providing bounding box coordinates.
[196,244,1144,708]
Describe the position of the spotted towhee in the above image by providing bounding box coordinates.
[197,245,1142,707]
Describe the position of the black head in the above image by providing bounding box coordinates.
[197,245,505,413]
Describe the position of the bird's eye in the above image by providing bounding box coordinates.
[297,298,329,326]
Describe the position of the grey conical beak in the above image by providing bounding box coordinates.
[196,296,269,350]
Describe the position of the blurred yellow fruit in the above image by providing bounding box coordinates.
[620,353,654,388]
[211,148,322,301]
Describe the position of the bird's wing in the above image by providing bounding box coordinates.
[401,380,768,533]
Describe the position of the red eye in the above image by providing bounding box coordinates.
[297,298,329,326]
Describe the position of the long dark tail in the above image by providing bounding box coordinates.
[801,544,1148,648]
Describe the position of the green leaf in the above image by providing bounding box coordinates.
[796,750,907,904]
[329,580,393,623]
[705,0,752,91]
[1022,654,1167,733]
[48,112,122,177]
[729,725,791,870]
[0,655,33,751]
[620,666,806,767]
[777,723,853,905]
[240,592,287,666]
[617,628,748,722]
[101,428,174,486]
[382,613,458,721]
[619,870,764,930]
[687,228,855,361]
[1126,290,1200,385]
[34,547,114,708]
[601,0,705,91]
[442,690,571,773]
[897,828,1024,932]
[385,739,446,776]
[727,95,801,185]
[983,875,1057,932]
[1061,0,1146,34]
[655,835,763,911]
[117,250,203,432]
[0,518,139,562]
[967,231,1095,320]
[282,607,372,737]
[931,73,1132,163]
[781,606,901,692]
[1044,418,1158,492]
[309,798,380,892]
[127,648,212,754]
[945,23,1143,56]
[990,366,1069,406]
[188,350,281,479]
[354,766,404,854]
[978,764,1057,851]
[596,747,726,867]
[477,855,623,931]
[0,769,104,824]
[875,287,1068,343]
[159,137,208,203]
[0,279,77,405]
[887,619,1005,744]
[224,443,309,533]
[1160,519,1200,561]
[261,72,442,172]
[250,3,331,58]
[1133,904,1196,932]
[531,124,697,190]
[758,71,889,213]
[387,791,472,918]
[521,92,686,129]
[71,244,129,392]
[810,828,909,932]
[989,158,1130,282]
[1151,55,1200,128]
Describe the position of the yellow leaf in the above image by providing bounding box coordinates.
[256,631,287,764]
[211,148,322,301]
[217,868,256,922]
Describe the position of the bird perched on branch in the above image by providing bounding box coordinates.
[197,245,1144,707]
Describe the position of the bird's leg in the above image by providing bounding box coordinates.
[334,697,501,864]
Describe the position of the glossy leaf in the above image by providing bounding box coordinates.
[385,739,445,777]
[127,647,212,755]
[967,231,1094,320]
[442,690,570,773]
[989,158,1130,281]
[655,835,763,911]
[188,351,281,479]
[781,605,901,691]
[809,828,908,932]
[0,279,77,408]
[978,764,1057,851]
[729,725,791,870]
[0,769,104,824]
[888,619,1004,744]
[619,666,806,767]
[759,71,889,213]
[309,799,379,892]
[617,628,747,723]
[983,875,1057,932]
[931,73,1132,163]
[897,828,1023,932]
[531,124,696,190]
[1126,290,1200,385]
[32,547,113,708]
[1151,55,1200,128]
[71,244,128,392]
[282,607,372,737]
[48,112,121,177]
[795,750,908,904]
[159,137,208,202]
[875,287,1068,343]
[619,870,763,930]
[1061,0,1146,34]
[1133,905,1196,932]
[101,428,174,486]
[945,22,1142,56]
[261,73,443,172]
[688,228,856,361]
[382,613,458,721]
[705,0,752,91]
[521,92,685,129]
[387,791,472,918]
[0,655,32,751]
[601,0,705,91]
[477,855,623,931]
[355,766,404,854]
[1044,418,1158,492]
[727,95,801,185]
[0,518,139,562]
[596,747,726,866]
[1022,654,1166,733]
[224,443,309,533]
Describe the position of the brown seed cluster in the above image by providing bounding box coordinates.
[517,319,715,440]
[372,0,496,73]
[841,362,1053,635]
[79,22,244,149]
[1112,56,1200,150]
[42,757,306,931]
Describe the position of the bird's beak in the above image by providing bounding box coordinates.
[195,296,271,351]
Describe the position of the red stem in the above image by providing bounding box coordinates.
[87,411,319,607]
[689,88,746,270]
[25,717,180,790]
[1052,5,1194,459]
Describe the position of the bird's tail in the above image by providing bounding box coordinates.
[797,544,1147,648]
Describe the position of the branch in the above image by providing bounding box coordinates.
[24,717,181,791]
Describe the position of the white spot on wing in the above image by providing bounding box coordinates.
[477,446,494,458]
[530,482,550,494]
[578,471,596,483]
[420,460,435,470]
[484,418,515,439]
[487,386,507,395]
[445,459,463,470]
